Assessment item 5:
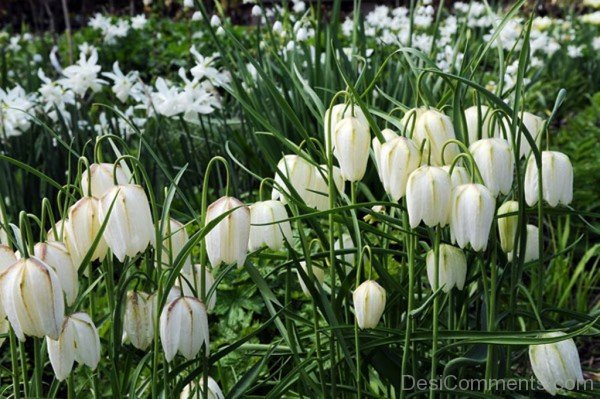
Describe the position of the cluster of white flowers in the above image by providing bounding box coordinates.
[88,13,148,44]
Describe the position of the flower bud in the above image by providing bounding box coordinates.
[401,108,459,166]
[529,332,584,395]
[296,261,325,295]
[426,244,467,293]
[81,162,130,198]
[441,165,470,188]
[406,166,452,228]
[353,280,386,329]
[497,201,519,253]
[179,264,217,312]
[334,116,370,181]
[160,296,209,361]
[464,105,502,144]
[65,197,108,267]
[307,165,344,211]
[272,155,315,205]
[508,224,540,263]
[99,185,155,262]
[124,291,156,351]
[469,138,514,197]
[34,241,78,306]
[249,200,293,251]
[205,196,250,268]
[0,257,65,340]
[372,128,399,182]
[525,151,573,207]
[450,184,495,252]
[324,104,367,154]
[511,112,544,158]
[181,376,225,399]
[160,218,192,271]
[47,312,100,381]
[379,137,421,201]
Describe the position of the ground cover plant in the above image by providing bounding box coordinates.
[0,0,599,398]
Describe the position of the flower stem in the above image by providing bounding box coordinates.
[429,228,441,399]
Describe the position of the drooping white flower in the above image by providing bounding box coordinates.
[160,218,192,271]
[507,224,540,263]
[34,241,78,306]
[272,155,315,205]
[81,162,131,198]
[296,261,325,296]
[463,105,504,144]
[450,184,495,252]
[497,201,519,253]
[469,138,514,197]
[353,280,386,329]
[372,128,399,182]
[205,196,250,268]
[379,136,421,201]
[334,116,371,181]
[180,376,225,399]
[529,332,584,396]
[124,291,156,351]
[307,165,345,211]
[178,264,217,312]
[406,166,452,228]
[248,200,293,251]
[525,151,573,207]
[441,165,471,188]
[426,244,466,293]
[160,296,210,361]
[324,104,368,155]
[64,196,109,268]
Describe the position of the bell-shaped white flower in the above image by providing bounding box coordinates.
[426,244,466,293]
[406,166,452,228]
[372,128,399,182]
[324,103,367,154]
[379,136,421,201]
[334,233,355,267]
[65,197,108,267]
[525,151,573,207]
[180,376,225,399]
[47,220,66,242]
[0,245,17,273]
[401,108,459,166]
[508,224,540,263]
[124,291,156,351]
[81,162,130,198]
[464,105,502,144]
[529,332,584,395]
[160,218,192,271]
[441,165,471,188]
[99,184,155,262]
[47,312,100,381]
[333,116,370,181]
[511,112,544,158]
[248,200,292,251]
[178,264,217,312]
[272,155,315,205]
[307,165,344,211]
[34,241,78,306]
[469,138,514,197]
[0,257,65,340]
[353,280,386,329]
[497,201,519,253]
[205,196,250,268]
[450,184,496,252]
[160,296,210,361]
[296,261,325,296]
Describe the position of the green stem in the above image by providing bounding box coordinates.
[429,228,441,399]
[9,329,20,399]
[400,208,414,399]
[485,247,498,392]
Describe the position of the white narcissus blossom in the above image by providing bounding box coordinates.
[205,196,250,268]
[34,242,78,306]
[450,184,495,252]
[441,165,470,188]
[81,162,131,198]
[296,261,325,296]
[160,296,209,361]
[525,151,573,207]
[353,280,386,329]
[401,108,459,166]
[324,104,368,155]
[59,48,106,97]
[307,165,344,211]
[508,224,540,263]
[0,258,65,341]
[334,116,371,182]
[124,291,156,351]
[47,312,100,381]
[497,201,519,253]
[379,136,421,201]
[529,332,584,396]
[272,155,315,205]
[99,185,155,262]
[160,218,192,271]
[102,62,144,103]
[406,166,452,228]
[469,138,514,197]
[372,128,399,182]
[248,200,293,251]
[178,264,217,312]
[426,244,466,293]
[0,85,36,138]
[180,376,225,399]
[65,197,108,268]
